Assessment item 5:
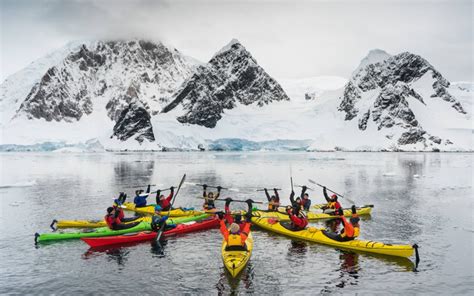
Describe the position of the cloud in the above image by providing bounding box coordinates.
[1,0,472,82]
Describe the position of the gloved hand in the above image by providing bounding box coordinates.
[216,212,224,220]
[156,190,161,197]
[217,186,222,191]
[302,185,307,191]
[351,205,357,214]
[170,186,175,191]
[225,197,232,206]
[245,199,253,208]
[246,211,252,222]
[162,215,169,222]
[202,184,208,190]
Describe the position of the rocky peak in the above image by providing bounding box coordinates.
[162,39,290,128]
[338,50,467,147]
[16,39,197,123]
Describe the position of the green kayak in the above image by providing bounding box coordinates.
[35,221,151,244]
[37,213,211,243]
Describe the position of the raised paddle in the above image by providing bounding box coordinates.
[256,188,282,192]
[308,179,356,204]
[156,174,186,242]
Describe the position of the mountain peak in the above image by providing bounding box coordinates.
[212,38,245,59]
[162,39,289,128]
[353,49,391,75]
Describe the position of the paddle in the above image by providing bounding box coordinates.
[295,185,314,191]
[201,197,265,204]
[290,164,294,192]
[155,174,186,242]
[308,179,356,204]
[188,182,240,192]
[256,188,281,192]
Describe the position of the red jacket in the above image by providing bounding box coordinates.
[289,213,308,229]
[224,205,246,231]
[105,214,121,229]
[159,192,173,211]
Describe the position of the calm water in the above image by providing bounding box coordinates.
[0,152,472,295]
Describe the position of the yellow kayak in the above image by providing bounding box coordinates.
[55,216,151,229]
[221,232,253,278]
[52,213,210,229]
[121,202,204,217]
[251,217,417,258]
[255,205,372,221]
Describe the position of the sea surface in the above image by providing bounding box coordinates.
[0,152,472,295]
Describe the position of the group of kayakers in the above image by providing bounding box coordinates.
[103,183,360,243]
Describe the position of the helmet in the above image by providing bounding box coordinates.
[230,223,240,234]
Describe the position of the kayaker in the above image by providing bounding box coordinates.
[155,187,175,211]
[223,197,245,231]
[219,199,253,249]
[133,190,149,208]
[150,215,176,232]
[112,200,140,223]
[289,188,305,211]
[264,188,280,211]
[285,205,308,231]
[203,184,221,210]
[104,207,140,230]
[322,186,341,214]
[323,206,360,242]
[301,186,311,211]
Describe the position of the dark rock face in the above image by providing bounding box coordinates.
[19,66,93,122]
[112,101,155,143]
[338,51,467,146]
[163,40,290,128]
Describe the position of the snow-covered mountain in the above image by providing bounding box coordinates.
[0,41,472,152]
[161,39,289,128]
[0,40,199,147]
[335,49,471,151]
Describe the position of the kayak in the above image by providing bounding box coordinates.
[121,202,204,217]
[53,213,209,229]
[254,205,373,221]
[81,217,220,248]
[251,217,417,258]
[35,222,152,243]
[221,232,253,278]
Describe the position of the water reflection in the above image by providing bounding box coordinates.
[113,160,155,188]
[82,247,130,266]
[216,262,254,295]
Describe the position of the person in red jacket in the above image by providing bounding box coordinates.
[155,187,174,211]
[285,205,308,231]
[219,199,253,250]
[104,207,140,230]
[223,197,245,231]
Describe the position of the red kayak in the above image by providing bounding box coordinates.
[81,217,220,248]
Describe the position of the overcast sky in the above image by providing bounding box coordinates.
[1,0,472,82]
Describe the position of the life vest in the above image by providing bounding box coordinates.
[341,224,359,238]
[160,198,171,210]
[227,233,244,246]
[105,214,119,229]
